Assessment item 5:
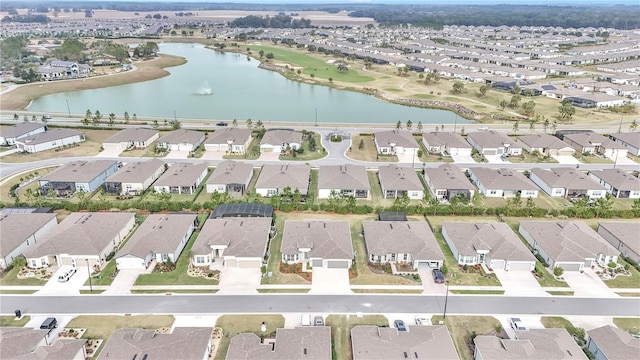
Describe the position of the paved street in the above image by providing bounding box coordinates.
[2,294,639,317]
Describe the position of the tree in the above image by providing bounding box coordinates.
[133,113,137,121]
[452,81,465,94]
[521,100,536,116]
[511,86,521,95]
[510,94,521,108]
[543,118,550,133]
[81,117,89,126]
[345,196,356,213]
[479,84,490,97]
[171,120,181,130]
[86,109,92,119]
[41,115,47,124]
[632,198,640,217]
[265,52,274,60]
[246,118,253,128]
[513,121,520,134]
[395,121,402,130]
[152,119,159,129]
[558,101,576,121]
[529,120,535,133]
[13,113,18,121]
[499,100,508,110]
[124,111,130,123]
[108,113,116,126]
[258,50,264,59]
[594,194,614,218]
[256,119,264,130]
[552,121,558,134]
[292,188,302,211]
[417,121,423,132]
[630,119,638,132]
[406,120,413,130]
[94,110,102,121]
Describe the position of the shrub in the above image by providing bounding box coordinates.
[440,264,448,275]
[607,261,617,269]
[553,266,564,276]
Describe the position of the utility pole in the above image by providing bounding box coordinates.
[315,108,318,127]
[65,99,71,117]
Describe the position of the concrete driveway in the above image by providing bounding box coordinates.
[37,266,88,295]
[451,154,475,164]
[103,269,145,295]
[419,269,447,295]
[199,151,225,160]
[552,155,581,164]
[164,150,190,159]
[485,154,508,164]
[258,152,280,161]
[171,315,218,330]
[562,269,616,298]
[310,268,350,294]
[494,269,549,297]
[397,151,419,164]
[25,315,76,344]
[218,268,261,294]
[610,154,638,166]
[499,316,545,339]
[95,148,123,157]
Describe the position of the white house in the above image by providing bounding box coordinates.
[205,160,254,196]
[468,168,539,198]
[374,130,420,155]
[0,122,46,146]
[255,164,310,197]
[259,130,302,153]
[530,167,607,200]
[103,159,166,196]
[156,129,205,152]
[15,128,85,153]
[204,128,253,154]
[281,220,354,269]
[467,131,522,156]
[0,213,58,270]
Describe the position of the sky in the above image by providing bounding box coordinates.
[28,0,640,4]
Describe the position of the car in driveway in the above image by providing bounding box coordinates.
[432,269,445,283]
[314,316,324,326]
[394,320,407,332]
[57,267,77,282]
[415,316,431,326]
[509,317,528,331]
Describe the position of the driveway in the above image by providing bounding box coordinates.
[258,152,280,161]
[164,150,190,159]
[494,269,549,297]
[552,155,581,164]
[499,316,544,339]
[104,269,145,295]
[451,154,475,164]
[36,266,88,295]
[397,151,419,164]
[199,151,225,160]
[95,148,123,157]
[218,268,261,294]
[610,154,638,166]
[25,315,76,344]
[485,154,508,164]
[563,268,616,298]
[419,269,447,295]
[310,268,350,294]
[171,315,218,330]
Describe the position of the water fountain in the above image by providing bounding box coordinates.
[197,80,213,95]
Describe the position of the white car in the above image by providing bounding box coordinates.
[478,126,489,131]
[57,267,77,282]
[509,317,528,331]
[415,316,431,326]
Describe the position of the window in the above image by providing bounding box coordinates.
[592,191,601,196]
[403,254,408,261]
[283,254,297,262]
[217,186,225,192]
[267,189,277,196]
[489,190,497,195]
[411,192,419,197]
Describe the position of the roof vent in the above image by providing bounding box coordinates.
[304,348,308,355]
[404,352,408,359]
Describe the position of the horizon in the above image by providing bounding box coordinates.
[7,0,640,5]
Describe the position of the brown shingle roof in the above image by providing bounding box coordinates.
[281,220,353,260]
[587,325,640,360]
[378,165,423,192]
[255,164,310,195]
[192,217,272,257]
[443,222,535,262]
[318,165,370,190]
[363,221,443,261]
[375,130,419,148]
[226,327,331,360]
[0,213,57,259]
[207,161,254,186]
[118,214,196,258]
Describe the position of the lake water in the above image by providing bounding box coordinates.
[29,43,470,126]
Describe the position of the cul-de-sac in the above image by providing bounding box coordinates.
[1,2,639,360]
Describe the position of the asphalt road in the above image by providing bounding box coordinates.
[2,295,639,317]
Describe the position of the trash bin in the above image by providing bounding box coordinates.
[15,310,21,318]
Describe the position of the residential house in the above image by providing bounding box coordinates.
[467,131,522,156]
[152,163,209,195]
[609,132,640,156]
[0,213,58,270]
[374,130,420,155]
[226,327,331,360]
[38,160,119,197]
[469,168,539,198]
[351,325,459,360]
[318,165,370,199]
[530,167,607,199]
[378,164,424,200]
[156,129,205,152]
[116,214,198,270]
[423,164,476,201]
[564,93,626,108]
[587,325,640,360]
[0,122,46,146]
[24,212,135,270]
[15,128,85,153]
[97,327,213,360]
[101,128,159,152]
[281,220,353,269]
[519,221,619,271]
[103,159,166,196]
[259,129,303,153]
[206,160,254,196]
[474,329,587,360]
[442,222,536,271]
[563,132,627,159]
[422,132,473,156]
[363,221,444,270]
[516,134,576,157]
[588,169,640,198]
[204,128,253,154]
[597,222,640,264]
[0,327,87,360]
[192,217,272,269]
[255,164,310,197]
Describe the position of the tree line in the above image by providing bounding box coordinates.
[229,14,311,29]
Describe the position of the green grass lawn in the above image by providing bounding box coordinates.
[256,288,310,293]
[0,315,30,327]
[279,132,326,161]
[223,135,261,160]
[613,318,640,332]
[84,260,118,287]
[534,263,569,287]
[450,290,505,295]
[432,232,501,286]
[307,169,318,206]
[0,266,47,286]
[431,315,501,360]
[604,258,640,288]
[507,150,558,164]
[325,315,389,360]
[247,45,374,83]
[215,314,285,360]
[547,291,575,296]
[351,289,423,294]
[573,154,613,164]
[135,214,219,286]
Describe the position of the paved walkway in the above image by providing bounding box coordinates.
[0,148,19,157]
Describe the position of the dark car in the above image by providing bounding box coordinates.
[40,317,57,330]
[394,320,407,332]
[216,121,228,126]
[314,316,324,326]
[432,269,445,283]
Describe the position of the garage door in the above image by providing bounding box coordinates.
[327,260,349,269]
[559,263,582,271]
[60,256,75,266]
[225,259,238,268]
[260,146,273,153]
[507,261,533,271]
[490,259,505,270]
[238,260,262,269]
[484,149,497,155]
[557,149,574,156]
[311,259,323,268]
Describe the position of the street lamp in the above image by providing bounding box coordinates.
[85,259,93,293]
[443,278,450,320]
[65,99,71,117]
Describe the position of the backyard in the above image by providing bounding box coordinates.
[347,134,398,162]
[214,314,285,360]
[325,314,389,360]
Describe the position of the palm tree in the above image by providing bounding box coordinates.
[406,120,413,130]
[86,109,92,119]
[246,118,253,128]
[395,121,402,130]
[417,121,423,133]
[124,111,130,123]
[13,113,18,121]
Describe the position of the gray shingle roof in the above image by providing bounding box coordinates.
[467,130,518,149]
[531,168,605,191]
[16,128,83,145]
[443,222,535,262]
[205,127,252,145]
[255,164,310,195]
[470,168,538,191]
[363,221,444,261]
[375,130,419,148]
[516,134,573,150]
[157,129,204,145]
[260,129,303,146]
[207,161,254,186]
[40,160,117,183]
[519,221,619,262]
[351,325,459,360]
[589,169,640,191]
[587,325,640,360]
[474,328,587,360]
[102,128,158,144]
[104,159,165,184]
[153,163,209,187]
[118,214,196,258]
[0,122,46,138]
[281,220,353,260]
[318,165,370,190]
[422,132,471,149]
[226,327,331,360]
[598,222,640,258]
[564,132,624,149]
[378,165,423,192]
[424,164,475,191]
[610,132,640,149]
[192,217,272,257]
[0,213,57,259]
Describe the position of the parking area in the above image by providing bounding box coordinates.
[310,268,350,294]
[36,266,88,295]
[562,269,616,297]
[552,155,581,164]
[218,268,261,294]
[494,269,549,297]
[499,316,545,339]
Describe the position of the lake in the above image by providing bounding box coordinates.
[28,43,470,126]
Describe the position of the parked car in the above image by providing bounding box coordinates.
[394,320,407,332]
[57,267,77,282]
[432,269,445,283]
[43,115,52,120]
[301,313,311,326]
[314,316,324,326]
[478,126,489,131]
[415,316,430,326]
[510,317,528,331]
[216,121,228,126]
[40,317,57,329]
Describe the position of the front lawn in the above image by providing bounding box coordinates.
[0,315,30,327]
[605,258,640,288]
[613,317,640,332]
[260,214,312,285]
[431,315,502,360]
[325,315,389,360]
[507,150,558,164]
[347,134,398,162]
[279,132,326,161]
[432,232,501,286]
[84,260,118,287]
[534,263,569,287]
[0,266,47,286]
[214,314,285,360]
